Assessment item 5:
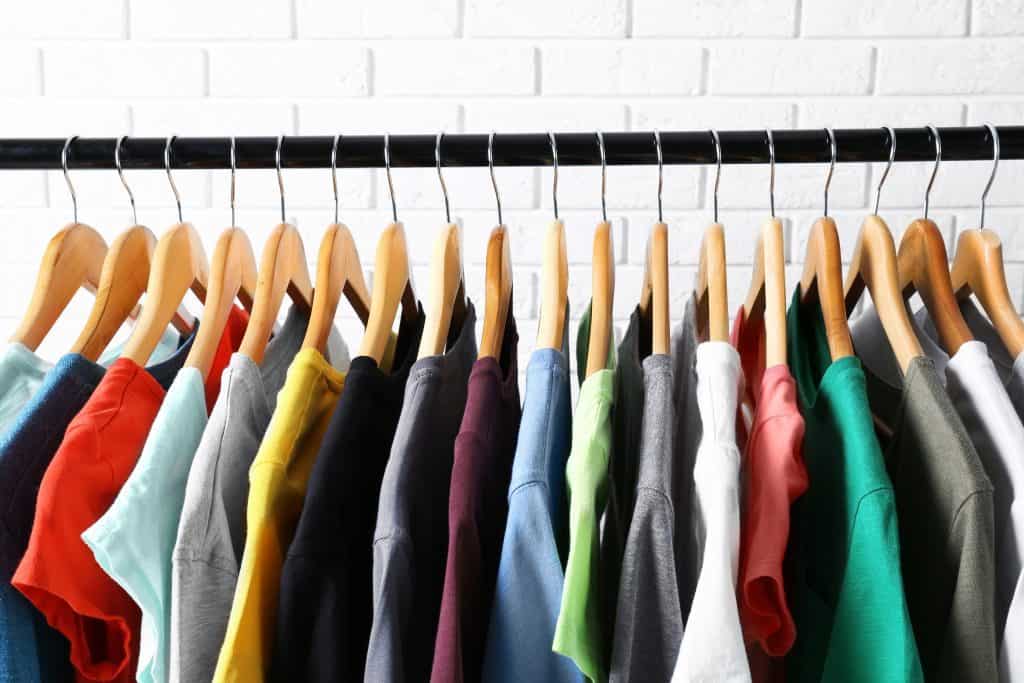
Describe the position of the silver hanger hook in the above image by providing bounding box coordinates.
[331,134,341,224]
[549,131,559,221]
[488,131,503,226]
[229,137,237,227]
[164,136,182,223]
[710,129,722,223]
[654,130,664,223]
[980,123,1000,228]
[437,132,452,224]
[874,127,895,216]
[384,133,397,223]
[823,128,836,218]
[766,129,776,218]
[115,136,137,225]
[596,130,607,222]
[61,136,79,224]
[275,135,287,223]
[924,124,941,220]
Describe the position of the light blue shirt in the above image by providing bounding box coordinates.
[0,343,51,433]
[482,346,584,683]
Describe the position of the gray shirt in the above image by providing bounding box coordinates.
[168,306,347,683]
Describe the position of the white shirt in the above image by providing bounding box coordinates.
[672,342,751,683]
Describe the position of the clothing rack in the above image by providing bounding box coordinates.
[0,126,1021,170]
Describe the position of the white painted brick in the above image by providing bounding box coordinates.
[464,100,627,133]
[45,45,205,97]
[132,0,292,40]
[878,40,1024,95]
[466,0,627,38]
[789,209,957,263]
[542,42,703,96]
[625,210,793,266]
[296,0,459,38]
[802,0,968,37]
[631,100,796,131]
[954,215,1024,262]
[209,44,369,97]
[0,1,124,39]
[376,42,536,97]
[457,211,626,265]
[710,42,873,95]
[633,0,797,37]
[972,0,1024,36]
[550,162,701,211]
[0,46,41,96]
[713,160,867,212]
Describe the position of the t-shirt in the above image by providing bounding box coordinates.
[673,342,749,682]
[0,343,52,430]
[850,302,997,681]
[81,307,247,683]
[270,307,425,683]
[730,308,808,673]
[482,307,583,683]
[609,353,681,683]
[431,310,521,683]
[211,342,352,683]
[364,304,477,683]
[170,306,346,683]
[553,305,616,683]
[785,289,923,683]
[11,340,197,683]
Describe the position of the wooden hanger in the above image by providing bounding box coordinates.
[638,221,670,356]
[743,218,787,367]
[695,222,729,343]
[357,220,418,364]
[586,219,615,377]
[183,227,257,378]
[537,218,568,351]
[479,225,512,360]
[301,222,371,353]
[418,222,467,359]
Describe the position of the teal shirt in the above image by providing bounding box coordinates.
[0,343,51,432]
[785,290,923,682]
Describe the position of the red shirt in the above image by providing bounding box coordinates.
[730,308,808,680]
[12,308,246,682]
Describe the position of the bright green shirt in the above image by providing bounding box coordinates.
[553,305,615,683]
[785,290,923,683]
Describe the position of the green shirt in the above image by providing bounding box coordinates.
[785,290,923,683]
[553,305,615,683]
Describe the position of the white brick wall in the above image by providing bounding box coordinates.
[1,0,1023,381]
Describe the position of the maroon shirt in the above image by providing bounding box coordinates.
[430,315,521,683]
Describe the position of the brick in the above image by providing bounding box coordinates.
[972,0,1024,36]
[802,0,968,37]
[296,0,459,38]
[713,159,867,212]
[0,1,124,39]
[633,0,797,37]
[466,0,627,38]
[464,100,626,133]
[551,162,701,211]
[0,46,41,96]
[209,44,369,97]
[954,214,1024,262]
[625,210,793,266]
[542,42,703,96]
[789,209,957,262]
[457,210,626,265]
[376,42,536,96]
[710,42,873,95]
[878,40,1024,95]
[132,0,292,40]
[45,45,205,97]
[631,100,796,131]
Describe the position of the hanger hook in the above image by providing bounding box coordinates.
[924,125,941,220]
[980,123,1000,229]
[874,126,895,216]
[766,129,775,218]
[653,130,664,223]
[437,132,452,224]
[384,133,397,223]
[331,134,341,225]
[596,131,607,222]
[488,131,503,226]
[275,135,287,223]
[710,129,722,223]
[823,128,836,218]
[549,131,559,221]
[164,136,182,223]
[115,136,137,225]
[229,137,237,227]
[61,136,79,224]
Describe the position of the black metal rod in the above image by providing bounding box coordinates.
[0,126,1017,170]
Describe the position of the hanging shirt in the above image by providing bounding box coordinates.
[849,302,997,681]
[672,342,749,682]
[170,307,346,683]
[730,308,808,678]
[80,309,247,683]
[431,311,521,683]
[0,343,52,430]
[482,306,582,683]
[211,339,354,683]
[785,290,923,683]
[0,329,181,683]
[10,333,201,683]
[914,305,1024,678]
[270,307,424,683]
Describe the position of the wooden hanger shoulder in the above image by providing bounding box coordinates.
[479,224,513,360]
[695,222,729,343]
[183,227,257,379]
[746,217,787,367]
[638,221,670,356]
[799,216,853,361]
[301,222,371,354]
[358,221,416,364]
[11,222,107,351]
[951,227,1024,358]
[585,220,615,378]
[536,219,568,352]
[418,222,467,360]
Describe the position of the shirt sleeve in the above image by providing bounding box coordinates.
[363,533,414,683]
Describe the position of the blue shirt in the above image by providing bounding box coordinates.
[482,346,583,683]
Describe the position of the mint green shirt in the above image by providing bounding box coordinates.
[0,343,52,433]
[553,306,615,683]
[786,290,923,683]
